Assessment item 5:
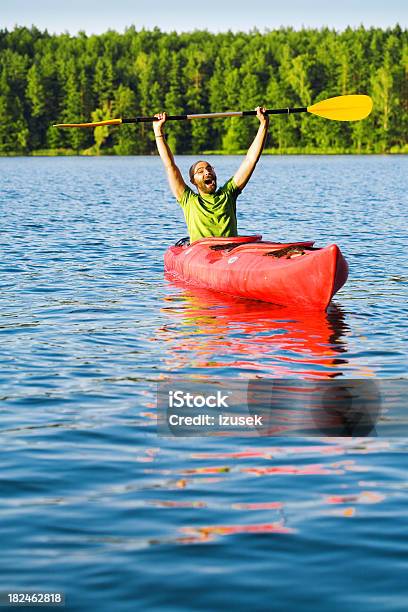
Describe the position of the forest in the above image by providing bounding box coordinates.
[0,25,406,155]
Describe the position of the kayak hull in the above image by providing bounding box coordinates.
[164,236,348,311]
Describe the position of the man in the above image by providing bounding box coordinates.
[153,107,269,243]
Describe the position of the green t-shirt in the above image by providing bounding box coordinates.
[177,177,240,243]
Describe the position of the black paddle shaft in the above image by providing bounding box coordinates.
[243,107,307,116]
[122,107,308,123]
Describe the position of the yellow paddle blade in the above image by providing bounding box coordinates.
[307,95,373,121]
[53,118,122,128]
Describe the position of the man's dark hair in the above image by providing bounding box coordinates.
[189,160,206,184]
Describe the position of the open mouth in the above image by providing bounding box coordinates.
[204,178,215,187]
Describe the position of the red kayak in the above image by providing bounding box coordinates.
[164,235,348,310]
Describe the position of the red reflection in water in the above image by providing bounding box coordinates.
[191,445,347,460]
[242,463,342,476]
[160,280,350,378]
[179,521,294,543]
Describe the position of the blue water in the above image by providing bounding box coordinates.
[0,155,407,611]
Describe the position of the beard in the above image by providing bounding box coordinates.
[198,177,217,194]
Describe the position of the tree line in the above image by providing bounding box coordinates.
[0,25,406,155]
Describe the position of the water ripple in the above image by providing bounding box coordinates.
[0,155,407,610]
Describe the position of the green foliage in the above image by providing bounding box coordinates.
[0,25,407,155]
[90,103,112,154]
[113,85,137,155]
[0,59,29,153]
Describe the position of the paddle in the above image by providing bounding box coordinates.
[53,94,373,128]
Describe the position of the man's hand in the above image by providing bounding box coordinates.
[153,112,167,136]
[256,106,269,127]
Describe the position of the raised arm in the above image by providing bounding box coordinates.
[233,107,269,192]
[153,112,186,201]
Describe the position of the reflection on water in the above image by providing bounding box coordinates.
[135,438,397,553]
[161,278,351,378]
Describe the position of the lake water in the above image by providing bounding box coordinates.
[0,155,407,611]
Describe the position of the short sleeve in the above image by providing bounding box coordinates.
[177,185,195,208]
[221,177,241,199]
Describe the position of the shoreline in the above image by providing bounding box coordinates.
[1,148,407,158]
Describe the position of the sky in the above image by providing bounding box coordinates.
[1,0,407,34]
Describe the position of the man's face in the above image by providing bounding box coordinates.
[192,161,217,194]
